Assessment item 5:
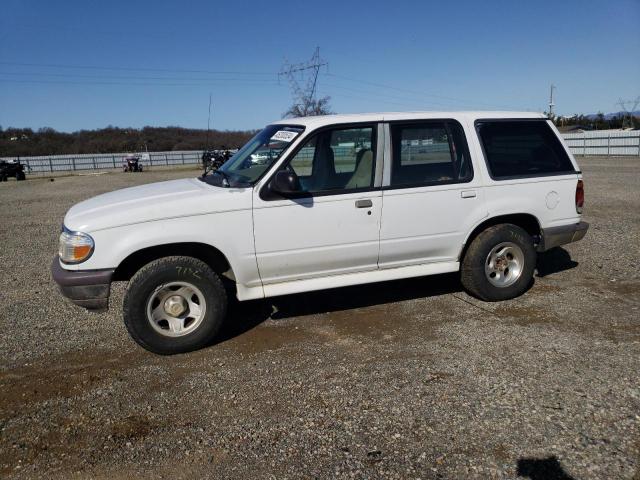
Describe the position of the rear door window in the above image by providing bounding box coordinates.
[389,120,473,188]
[476,120,575,179]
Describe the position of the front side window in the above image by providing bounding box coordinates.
[476,120,575,179]
[390,121,472,187]
[201,124,303,187]
[286,126,376,193]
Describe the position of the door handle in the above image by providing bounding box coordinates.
[355,199,373,208]
[461,190,476,199]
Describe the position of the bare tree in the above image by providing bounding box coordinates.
[284,96,333,118]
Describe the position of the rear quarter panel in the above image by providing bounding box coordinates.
[467,117,582,231]
[481,174,581,230]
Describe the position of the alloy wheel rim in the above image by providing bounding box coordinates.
[146,282,206,337]
[484,242,525,288]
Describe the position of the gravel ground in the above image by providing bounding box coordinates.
[0,158,638,479]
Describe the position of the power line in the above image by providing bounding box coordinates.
[0,78,282,87]
[317,90,441,110]
[324,72,527,110]
[0,71,278,84]
[321,84,458,108]
[317,89,493,111]
[0,61,275,76]
[321,81,525,110]
[1,59,533,111]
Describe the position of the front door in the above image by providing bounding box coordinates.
[253,124,382,285]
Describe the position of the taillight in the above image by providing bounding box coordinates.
[575,180,584,214]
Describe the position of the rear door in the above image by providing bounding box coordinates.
[378,119,487,268]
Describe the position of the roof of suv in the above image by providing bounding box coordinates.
[273,111,547,128]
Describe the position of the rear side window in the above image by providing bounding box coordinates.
[476,120,575,179]
[390,120,473,188]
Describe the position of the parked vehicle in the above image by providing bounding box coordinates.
[123,154,143,172]
[0,160,28,181]
[52,112,588,354]
[201,149,231,172]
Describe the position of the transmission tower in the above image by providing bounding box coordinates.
[279,47,328,111]
[617,96,640,129]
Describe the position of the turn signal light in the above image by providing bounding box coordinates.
[59,228,95,264]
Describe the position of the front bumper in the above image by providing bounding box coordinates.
[537,221,589,252]
[51,255,114,310]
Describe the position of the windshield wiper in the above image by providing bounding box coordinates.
[212,169,230,187]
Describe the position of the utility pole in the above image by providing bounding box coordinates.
[548,84,556,118]
[206,93,212,150]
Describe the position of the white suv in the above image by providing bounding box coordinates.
[52,112,588,354]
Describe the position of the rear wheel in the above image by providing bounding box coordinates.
[461,224,536,301]
[123,256,227,354]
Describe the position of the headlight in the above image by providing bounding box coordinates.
[59,227,95,264]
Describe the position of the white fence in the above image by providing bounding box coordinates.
[1,150,204,174]
[562,130,640,156]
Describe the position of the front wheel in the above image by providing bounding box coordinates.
[461,224,536,301]
[16,171,25,181]
[123,256,227,354]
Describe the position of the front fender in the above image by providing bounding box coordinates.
[65,211,261,290]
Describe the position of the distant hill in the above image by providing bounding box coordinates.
[0,126,257,157]
[556,110,639,130]
[584,111,640,120]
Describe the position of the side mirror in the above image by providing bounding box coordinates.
[271,170,302,195]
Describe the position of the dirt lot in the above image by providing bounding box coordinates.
[1,158,639,479]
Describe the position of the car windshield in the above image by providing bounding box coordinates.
[201,124,304,187]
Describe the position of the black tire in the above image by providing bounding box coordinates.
[16,171,25,181]
[123,256,227,354]
[461,224,536,301]
[0,174,7,182]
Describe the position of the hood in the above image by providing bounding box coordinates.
[64,178,252,232]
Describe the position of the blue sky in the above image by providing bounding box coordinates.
[1,0,638,132]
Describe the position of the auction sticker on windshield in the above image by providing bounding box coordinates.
[271,130,298,142]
